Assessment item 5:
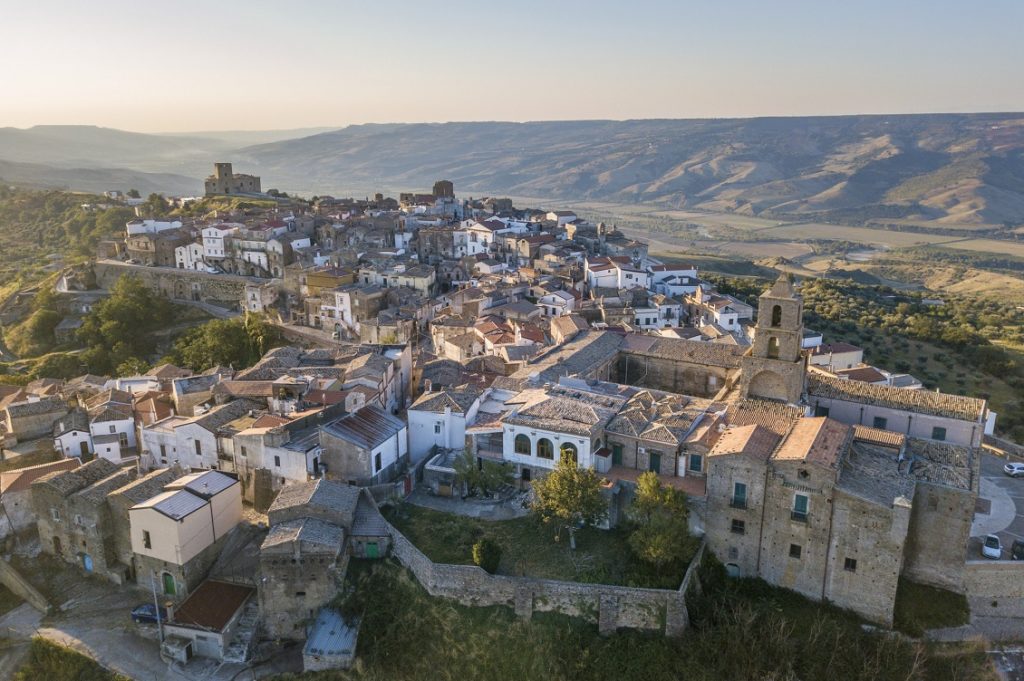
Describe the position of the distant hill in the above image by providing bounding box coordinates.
[1,116,1023,224]
[236,115,1024,225]
[0,159,201,195]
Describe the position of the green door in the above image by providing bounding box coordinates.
[366,542,379,559]
[162,572,176,596]
[611,444,623,466]
[648,451,661,473]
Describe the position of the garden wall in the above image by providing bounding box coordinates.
[382,512,707,637]
[964,560,1024,600]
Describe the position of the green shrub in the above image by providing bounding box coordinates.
[473,538,502,574]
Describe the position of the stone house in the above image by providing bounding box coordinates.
[320,405,408,486]
[53,409,93,458]
[4,396,69,444]
[0,458,81,537]
[106,468,179,581]
[31,457,137,581]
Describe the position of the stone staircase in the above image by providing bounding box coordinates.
[222,599,260,664]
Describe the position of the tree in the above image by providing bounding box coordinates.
[76,275,171,374]
[530,456,606,550]
[472,538,502,574]
[115,357,150,377]
[126,189,141,199]
[453,448,514,497]
[169,313,282,372]
[627,472,697,572]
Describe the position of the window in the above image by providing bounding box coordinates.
[240,446,247,458]
[872,416,888,430]
[844,557,857,572]
[375,452,382,471]
[789,544,802,559]
[771,304,782,327]
[159,444,166,459]
[792,494,809,522]
[514,434,531,455]
[932,426,947,442]
[143,530,152,549]
[194,440,202,456]
[109,425,116,434]
[731,482,747,509]
[731,519,745,535]
[814,405,830,417]
[50,509,60,521]
[521,467,531,482]
[295,591,306,597]
[560,443,578,463]
[118,432,128,447]
[688,453,702,473]
[274,455,281,468]
[537,438,554,459]
[767,336,780,359]
[434,423,442,434]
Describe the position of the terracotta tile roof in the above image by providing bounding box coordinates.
[852,425,905,449]
[708,424,782,461]
[726,399,804,436]
[1,458,80,495]
[773,417,851,469]
[807,372,986,422]
[835,366,888,384]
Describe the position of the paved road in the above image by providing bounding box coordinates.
[971,453,1024,559]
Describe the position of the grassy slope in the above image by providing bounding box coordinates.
[273,559,994,681]
[14,638,128,681]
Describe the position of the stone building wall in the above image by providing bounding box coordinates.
[901,481,976,592]
[612,354,732,398]
[964,561,1024,599]
[704,456,768,578]
[259,550,349,640]
[133,531,231,602]
[824,489,911,626]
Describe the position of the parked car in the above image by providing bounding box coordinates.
[125,258,140,265]
[1012,540,1024,561]
[1004,462,1024,478]
[982,534,1002,559]
[131,603,167,624]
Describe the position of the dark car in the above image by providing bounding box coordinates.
[131,603,167,624]
[1012,540,1024,561]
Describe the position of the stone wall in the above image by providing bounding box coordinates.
[964,560,1024,599]
[613,354,732,398]
[0,558,50,614]
[93,261,267,308]
[902,481,976,593]
[382,511,705,637]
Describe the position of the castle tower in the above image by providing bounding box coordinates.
[740,273,806,403]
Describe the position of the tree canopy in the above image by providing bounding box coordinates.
[531,456,607,550]
[76,275,172,374]
[167,313,282,372]
[627,472,697,573]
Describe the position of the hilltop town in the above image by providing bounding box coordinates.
[0,163,1018,679]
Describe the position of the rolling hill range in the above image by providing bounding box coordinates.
[235,114,1024,225]
[1,115,1023,225]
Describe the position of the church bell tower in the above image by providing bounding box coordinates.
[740,274,806,403]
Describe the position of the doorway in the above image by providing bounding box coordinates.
[80,441,90,457]
[162,572,176,596]
[366,542,379,559]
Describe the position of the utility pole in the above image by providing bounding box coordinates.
[151,570,164,643]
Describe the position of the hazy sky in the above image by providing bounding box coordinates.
[2,0,1021,132]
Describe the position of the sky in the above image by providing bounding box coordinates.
[1,0,1022,133]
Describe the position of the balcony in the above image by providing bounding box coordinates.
[729,498,747,510]
[791,510,808,523]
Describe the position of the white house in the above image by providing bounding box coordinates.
[126,219,183,236]
[175,242,206,271]
[406,387,483,462]
[648,263,700,296]
[538,290,575,317]
[53,412,93,458]
[202,223,241,262]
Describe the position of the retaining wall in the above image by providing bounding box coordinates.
[0,558,50,614]
[964,560,1024,599]
[382,513,706,637]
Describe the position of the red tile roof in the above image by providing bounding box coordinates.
[172,581,254,632]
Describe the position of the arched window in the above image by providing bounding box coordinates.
[771,304,782,327]
[560,443,578,463]
[537,438,554,459]
[514,434,531,455]
[767,336,780,359]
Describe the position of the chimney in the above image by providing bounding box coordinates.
[423,379,433,394]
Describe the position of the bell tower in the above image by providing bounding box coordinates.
[740,274,806,403]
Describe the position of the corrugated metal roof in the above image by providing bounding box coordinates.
[304,608,359,657]
[133,489,207,520]
[166,470,237,499]
[323,405,405,449]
